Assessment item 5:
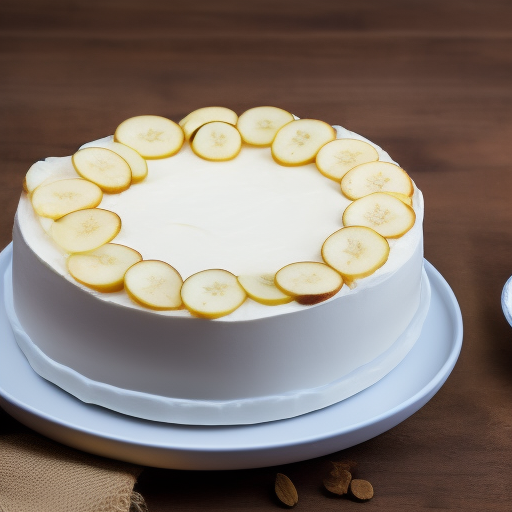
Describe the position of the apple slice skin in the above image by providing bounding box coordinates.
[181,269,247,319]
[237,106,294,147]
[275,262,343,305]
[31,178,103,220]
[72,147,132,194]
[67,243,142,293]
[315,138,379,182]
[51,208,121,253]
[271,119,336,167]
[124,260,184,311]
[322,226,390,281]
[114,115,184,159]
[342,192,416,239]
[237,273,293,306]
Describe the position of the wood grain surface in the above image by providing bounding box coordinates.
[1,1,512,510]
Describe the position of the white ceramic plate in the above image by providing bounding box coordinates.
[0,244,462,470]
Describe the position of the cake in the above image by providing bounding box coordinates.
[6,107,430,425]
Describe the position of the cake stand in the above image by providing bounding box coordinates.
[0,244,462,470]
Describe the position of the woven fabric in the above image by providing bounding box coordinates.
[0,433,142,512]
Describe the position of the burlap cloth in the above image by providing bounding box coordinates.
[0,431,147,512]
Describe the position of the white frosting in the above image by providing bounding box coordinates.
[10,124,428,424]
[5,262,431,425]
[17,126,423,321]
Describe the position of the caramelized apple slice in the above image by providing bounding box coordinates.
[237,106,294,146]
[67,243,142,292]
[275,261,343,305]
[51,208,121,253]
[31,178,103,219]
[191,122,242,161]
[179,107,238,141]
[72,147,132,193]
[342,192,416,238]
[341,161,413,200]
[114,115,184,158]
[237,273,293,305]
[322,226,390,281]
[271,119,336,166]
[316,139,379,182]
[181,269,246,318]
[124,260,183,310]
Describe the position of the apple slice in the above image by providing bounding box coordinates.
[179,107,238,141]
[341,161,413,200]
[271,119,336,166]
[342,192,416,238]
[275,261,343,305]
[124,260,183,310]
[181,269,246,318]
[237,273,293,306]
[237,106,294,146]
[316,139,379,182]
[322,226,390,282]
[51,208,121,253]
[114,115,184,158]
[31,178,103,219]
[191,122,242,161]
[72,147,132,193]
[67,243,142,292]
[100,141,148,183]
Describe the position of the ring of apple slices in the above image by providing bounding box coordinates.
[25,107,419,318]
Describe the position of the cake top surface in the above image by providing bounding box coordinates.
[17,114,423,321]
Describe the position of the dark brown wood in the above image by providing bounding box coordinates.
[1,1,512,510]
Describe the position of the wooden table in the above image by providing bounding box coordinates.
[1,1,511,510]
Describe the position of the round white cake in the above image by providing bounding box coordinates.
[7,110,429,425]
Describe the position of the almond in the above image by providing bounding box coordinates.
[275,473,298,508]
[349,479,374,501]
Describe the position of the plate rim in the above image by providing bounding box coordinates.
[0,243,463,468]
